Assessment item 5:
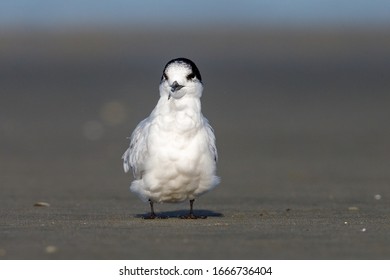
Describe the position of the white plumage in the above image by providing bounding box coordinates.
[122,58,219,219]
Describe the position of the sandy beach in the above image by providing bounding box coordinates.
[1,28,389,259]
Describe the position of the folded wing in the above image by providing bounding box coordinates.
[122,118,150,179]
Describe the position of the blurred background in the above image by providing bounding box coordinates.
[1,1,390,259]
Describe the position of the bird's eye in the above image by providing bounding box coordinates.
[162,73,168,80]
[186,73,196,80]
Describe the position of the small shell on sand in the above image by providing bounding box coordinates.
[45,245,58,254]
[34,202,50,207]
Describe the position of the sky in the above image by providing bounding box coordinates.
[0,0,389,29]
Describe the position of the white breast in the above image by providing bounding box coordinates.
[130,96,218,203]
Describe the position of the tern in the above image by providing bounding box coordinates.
[122,58,219,219]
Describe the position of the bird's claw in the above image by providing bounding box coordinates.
[143,213,168,219]
[180,213,207,219]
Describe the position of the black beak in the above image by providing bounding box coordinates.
[171,81,184,92]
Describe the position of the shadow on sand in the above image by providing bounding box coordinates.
[135,209,224,219]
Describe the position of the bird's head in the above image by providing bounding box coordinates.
[159,58,203,100]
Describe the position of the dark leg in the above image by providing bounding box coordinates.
[189,199,195,217]
[143,200,157,219]
[143,200,168,219]
[180,199,207,219]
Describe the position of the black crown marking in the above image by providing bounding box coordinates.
[161,57,202,83]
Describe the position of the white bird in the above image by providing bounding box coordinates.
[122,58,220,219]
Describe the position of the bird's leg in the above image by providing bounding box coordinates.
[143,200,157,219]
[143,200,168,219]
[189,199,196,218]
[180,199,207,219]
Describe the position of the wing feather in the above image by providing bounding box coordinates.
[122,118,150,179]
[204,118,218,162]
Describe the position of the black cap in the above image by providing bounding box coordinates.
[161,57,202,82]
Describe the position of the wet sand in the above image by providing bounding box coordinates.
[0,28,390,259]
